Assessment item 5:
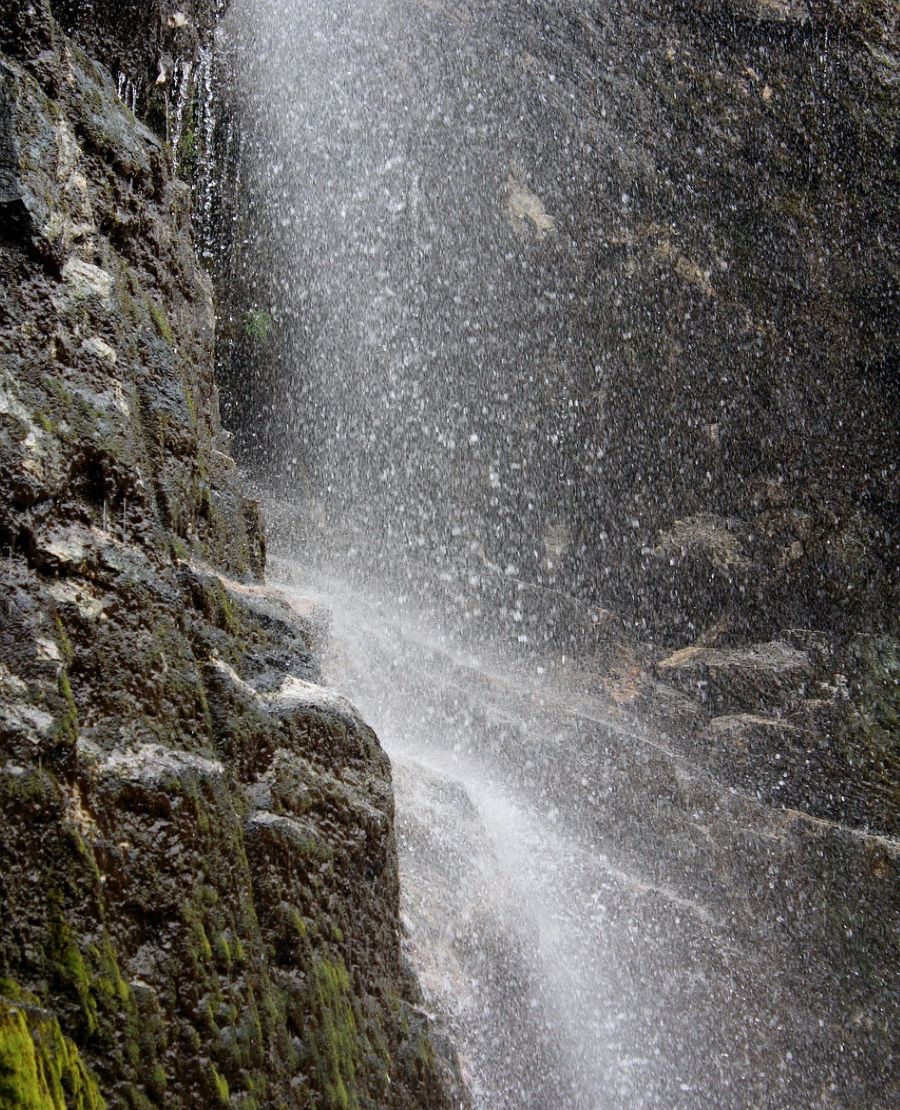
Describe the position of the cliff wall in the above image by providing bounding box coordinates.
[218,0,897,645]
[0,3,461,1106]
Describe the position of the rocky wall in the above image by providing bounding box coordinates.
[0,2,463,1106]
[571,0,899,645]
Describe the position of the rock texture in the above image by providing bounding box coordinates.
[0,3,462,1106]
[555,0,898,645]
[218,0,897,653]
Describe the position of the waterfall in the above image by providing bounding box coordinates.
[221,0,592,603]
[220,1,898,1106]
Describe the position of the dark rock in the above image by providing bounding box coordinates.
[0,2,464,1106]
[701,710,812,797]
[645,513,756,641]
[655,639,813,713]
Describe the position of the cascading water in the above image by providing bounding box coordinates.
[220,0,601,604]
[268,566,893,1109]
[219,1,896,1106]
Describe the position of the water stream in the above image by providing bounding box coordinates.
[266,564,891,1109]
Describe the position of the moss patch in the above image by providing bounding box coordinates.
[54,669,79,748]
[242,310,272,344]
[0,986,105,1109]
[309,957,361,1110]
[46,906,98,1037]
[147,299,174,345]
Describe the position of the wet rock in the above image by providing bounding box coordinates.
[0,56,89,263]
[0,3,464,1107]
[621,670,711,741]
[695,706,889,828]
[644,513,755,640]
[700,710,810,794]
[503,168,556,239]
[691,0,812,22]
[656,639,813,713]
[822,632,900,835]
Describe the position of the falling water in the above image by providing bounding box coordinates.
[220,1,897,1106]
[115,70,139,114]
[170,58,194,175]
[221,0,603,601]
[266,562,894,1109]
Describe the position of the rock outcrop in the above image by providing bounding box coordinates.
[0,3,463,1106]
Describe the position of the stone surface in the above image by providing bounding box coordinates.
[655,640,813,713]
[0,2,463,1106]
[217,0,898,651]
[608,623,898,835]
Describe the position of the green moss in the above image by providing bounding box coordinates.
[59,828,103,898]
[0,989,105,1109]
[291,910,308,941]
[124,1088,154,1110]
[202,998,219,1036]
[214,933,233,971]
[0,1003,46,1108]
[54,670,79,747]
[46,908,98,1037]
[0,764,57,809]
[183,903,214,966]
[118,285,143,327]
[190,792,212,836]
[410,1021,435,1069]
[309,958,361,1110]
[197,884,219,909]
[170,535,190,561]
[198,579,242,638]
[54,617,75,668]
[148,1063,167,1098]
[211,1065,230,1106]
[243,309,273,344]
[147,299,174,345]
[89,937,131,1011]
[42,908,161,1097]
[237,990,264,1060]
[178,126,198,182]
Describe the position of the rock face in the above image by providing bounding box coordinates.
[218,0,897,647]
[0,3,462,1106]
[639,631,899,835]
[229,0,897,857]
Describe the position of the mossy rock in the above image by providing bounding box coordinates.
[307,957,362,1110]
[0,985,105,1109]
